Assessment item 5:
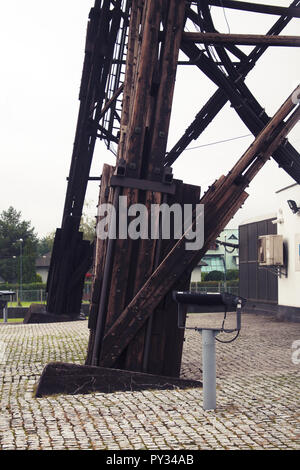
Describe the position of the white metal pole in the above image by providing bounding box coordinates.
[202,329,217,411]
[3,303,8,323]
[19,239,23,304]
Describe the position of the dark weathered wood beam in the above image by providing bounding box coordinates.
[182,32,300,47]
[88,0,189,373]
[99,84,124,119]
[179,40,300,183]
[165,2,300,168]
[207,0,300,18]
[186,8,248,62]
[99,86,300,367]
[34,362,201,397]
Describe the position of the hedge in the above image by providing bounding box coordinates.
[0,281,93,291]
[190,280,239,289]
[0,282,47,291]
[1,280,239,295]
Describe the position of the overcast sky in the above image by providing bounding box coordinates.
[0,0,299,238]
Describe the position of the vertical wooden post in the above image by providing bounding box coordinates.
[86,0,189,373]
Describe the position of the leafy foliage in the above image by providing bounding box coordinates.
[0,207,38,283]
[225,269,239,280]
[37,232,55,256]
[203,270,225,281]
[79,201,96,242]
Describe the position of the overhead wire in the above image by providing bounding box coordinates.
[182,133,252,152]
[219,0,231,34]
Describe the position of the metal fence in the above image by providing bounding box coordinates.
[190,284,239,296]
[8,284,238,305]
[11,290,47,304]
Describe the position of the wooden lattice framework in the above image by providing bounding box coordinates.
[36,1,300,395]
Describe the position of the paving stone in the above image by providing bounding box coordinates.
[0,313,299,450]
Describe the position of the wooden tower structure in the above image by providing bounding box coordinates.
[35,1,300,395]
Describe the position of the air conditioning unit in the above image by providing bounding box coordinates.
[258,235,284,266]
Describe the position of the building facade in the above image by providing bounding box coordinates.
[239,183,300,322]
[191,228,239,282]
[35,252,51,283]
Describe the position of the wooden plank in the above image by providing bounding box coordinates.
[125,181,184,373]
[92,0,187,372]
[145,181,201,377]
[124,0,163,172]
[85,164,113,364]
[116,0,143,162]
[206,84,299,202]
[93,165,114,279]
[122,1,187,373]
[92,1,164,367]
[145,264,191,378]
[99,84,124,119]
[102,187,139,333]
[182,32,300,47]
[147,0,187,178]
[35,362,202,397]
[86,164,114,363]
[207,0,300,19]
[63,1,120,224]
[90,2,147,365]
[91,1,145,365]
[24,304,83,324]
[124,191,162,371]
[144,180,185,376]
[245,104,300,182]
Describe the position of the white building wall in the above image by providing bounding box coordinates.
[190,266,201,283]
[36,267,49,284]
[276,184,300,308]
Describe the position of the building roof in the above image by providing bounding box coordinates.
[35,252,51,268]
[239,213,277,227]
[198,260,208,266]
[0,291,16,296]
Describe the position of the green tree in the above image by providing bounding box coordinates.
[204,270,225,281]
[80,201,96,242]
[226,269,239,280]
[35,201,95,260]
[0,207,38,283]
[37,231,55,256]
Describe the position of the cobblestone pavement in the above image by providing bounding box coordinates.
[0,312,299,450]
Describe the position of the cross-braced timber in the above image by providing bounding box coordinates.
[35,1,300,395]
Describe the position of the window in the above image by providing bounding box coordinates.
[201,256,225,273]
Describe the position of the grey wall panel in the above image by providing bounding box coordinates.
[239,217,278,304]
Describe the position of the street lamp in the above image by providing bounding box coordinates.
[19,239,23,303]
[224,235,227,288]
[12,256,18,304]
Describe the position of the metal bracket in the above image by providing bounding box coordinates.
[258,264,287,278]
[110,175,176,195]
[173,292,245,334]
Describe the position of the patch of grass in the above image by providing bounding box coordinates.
[0,318,23,323]
[8,301,46,308]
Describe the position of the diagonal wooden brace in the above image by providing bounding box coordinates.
[99,86,300,367]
